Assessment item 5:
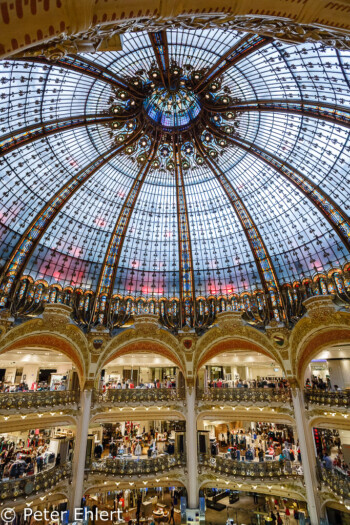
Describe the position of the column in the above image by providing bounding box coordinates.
[69,388,92,517]
[186,386,198,509]
[292,387,322,525]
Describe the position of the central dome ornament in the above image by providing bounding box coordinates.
[108,59,240,172]
[144,85,201,129]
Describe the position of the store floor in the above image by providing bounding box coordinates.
[205,495,301,525]
[88,491,181,524]
[88,492,302,525]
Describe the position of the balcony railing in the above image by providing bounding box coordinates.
[198,454,302,479]
[305,389,350,409]
[89,454,186,476]
[95,387,186,405]
[0,463,71,502]
[317,462,350,499]
[197,387,292,405]
[0,390,80,411]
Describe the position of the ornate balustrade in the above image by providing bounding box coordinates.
[305,389,350,409]
[317,462,350,499]
[198,454,301,479]
[197,387,292,406]
[89,454,186,477]
[6,266,350,332]
[0,390,80,412]
[0,463,71,502]
[94,387,186,406]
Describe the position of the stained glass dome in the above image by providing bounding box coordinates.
[0,29,350,328]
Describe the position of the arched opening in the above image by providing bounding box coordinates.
[303,343,350,392]
[197,339,286,390]
[301,340,350,505]
[83,483,187,523]
[200,484,308,524]
[0,334,84,389]
[0,342,81,392]
[297,327,350,385]
[100,350,182,391]
[0,415,76,486]
[101,342,184,375]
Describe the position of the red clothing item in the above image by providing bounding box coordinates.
[285,508,290,516]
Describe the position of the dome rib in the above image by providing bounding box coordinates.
[0,114,117,157]
[194,132,283,321]
[93,136,160,324]
[204,99,350,129]
[0,132,143,300]
[194,34,271,94]
[335,48,350,90]
[173,140,196,324]
[15,54,143,97]
[209,122,350,252]
[149,31,171,89]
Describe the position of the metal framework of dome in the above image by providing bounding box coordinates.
[0,29,350,332]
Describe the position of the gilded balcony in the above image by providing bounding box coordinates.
[89,454,186,477]
[317,462,350,500]
[0,390,80,413]
[198,454,302,480]
[196,387,292,407]
[305,389,350,411]
[94,387,186,407]
[0,464,71,502]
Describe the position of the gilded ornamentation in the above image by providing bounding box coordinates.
[198,473,306,500]
[12,27,122,60]
[88,325,111,355]
[96,320,186,380]
[0,303,89,387]
[194,316,283,375]
[0,309,14,335]
[290,296,350,378]
[9,14,350,64]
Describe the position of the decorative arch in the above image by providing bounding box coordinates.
[289,296,350,381]
[295,326,350,382]
[198,479,306,502]
[194,315,285,376]
[0,315,88,388]
[197,410,295,426]
[196,336,284,373]
[1,414,78,433]
[308,416,350,432]
[90,410,186,426]
[96,326,185,384]
[320,498,350,514]
[98,340,184,374]
[84,478,186,495]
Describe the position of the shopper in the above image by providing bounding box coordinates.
[169,502,175,525]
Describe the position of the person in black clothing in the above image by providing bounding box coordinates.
[169,502,175,525]
[270,511,277,524]
[92,504,98,524]
[135,496,142,525]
